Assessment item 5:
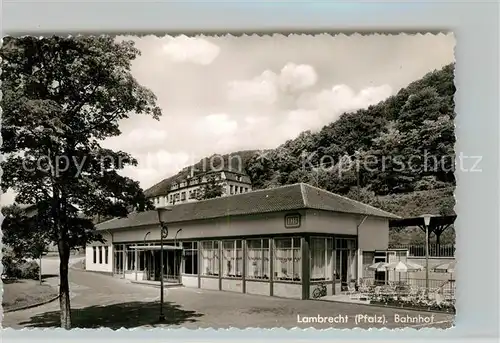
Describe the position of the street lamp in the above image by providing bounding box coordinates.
[143,231,151,281]
[143,231,151,246]
[156,207,172,323]
[174,229,182,246]
[422,214,433,296]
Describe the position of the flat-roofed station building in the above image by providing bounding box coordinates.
[86,183,398,299]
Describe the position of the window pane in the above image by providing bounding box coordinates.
[263,239,270,249]
[127,250,135,270]
[139,251,145,271]
[222,240,242,278]
[274,238,301,281]
[335,250,341,280]
[184,249,197,275]
[223,240,235,250]
[310,238,326,280]
[327,238,333,250]
[236,242,243,277]
[246,239,270,280]
[201,240,219,276]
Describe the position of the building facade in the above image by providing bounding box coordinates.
[148,169,252,208]
[86,183,399,300]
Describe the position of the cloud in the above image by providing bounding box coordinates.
[162,35,220,65]
[227,63,318,105]
[299,84,393,119]
[196,114,238,136]
[124,150,194,186]
[227,70,278,105]
[278,109,322,139]
[278,63,318,93]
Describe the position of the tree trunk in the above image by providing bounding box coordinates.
[58,239,72,329]
[435,232,441,256]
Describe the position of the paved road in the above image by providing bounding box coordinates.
[3,261,455,330]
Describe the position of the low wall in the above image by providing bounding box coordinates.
[246,280,270,296]
[408,257,455,269]
[221,278,243,293]
[200,276,219,290]
[182,275,198,288]
[273,282,302,299]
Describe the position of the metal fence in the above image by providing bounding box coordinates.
[388,244,455,257]
[362,277,456,299]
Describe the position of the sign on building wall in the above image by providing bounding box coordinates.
[284,213,301,228]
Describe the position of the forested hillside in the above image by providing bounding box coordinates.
[148,64,456,234]
[242,63,456,244]
[245,63,455,197]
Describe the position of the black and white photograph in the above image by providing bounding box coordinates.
[1,33,456,330]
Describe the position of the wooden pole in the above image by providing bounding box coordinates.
[39,254,42,285]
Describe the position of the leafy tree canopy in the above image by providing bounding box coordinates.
[1,35,160,328]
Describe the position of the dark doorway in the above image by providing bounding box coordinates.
[145,248,182,283]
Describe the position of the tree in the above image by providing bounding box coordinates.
[196,174,225,200]
[2,204,52,283]
[2,204,51,260]
[1,36,160,329]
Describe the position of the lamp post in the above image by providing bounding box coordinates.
[422,214,432,296]
[174,229,182,246]
[143,231,151,246]
[156,207,172,323]
[143,231,151,280]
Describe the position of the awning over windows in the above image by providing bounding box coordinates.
[128,245,183,251]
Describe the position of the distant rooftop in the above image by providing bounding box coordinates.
[144,168,251,198]
[97,183,399,231]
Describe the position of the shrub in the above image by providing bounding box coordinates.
[19,261,40,279]
[2,250,22,279]
[2,252,40,280]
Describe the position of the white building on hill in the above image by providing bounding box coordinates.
[145,169,252,208]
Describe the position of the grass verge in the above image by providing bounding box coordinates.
[2,278,59,312]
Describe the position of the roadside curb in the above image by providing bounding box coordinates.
[130,281,183,289]
[4,258,84,314]
[3,293,60,313]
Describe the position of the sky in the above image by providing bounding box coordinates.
[1,33,455,206]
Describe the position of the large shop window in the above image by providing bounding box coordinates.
[222,240,243,278]
[335,238,357,284]
[362,251,375,279]
[138,250,146,271]
[310,237,333,281]
[126,245,136,271]
[183,241,199,275]
[246,238,270,280]
[113,244,124,274]
[201,241,219,276]
[274,237,301,282]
